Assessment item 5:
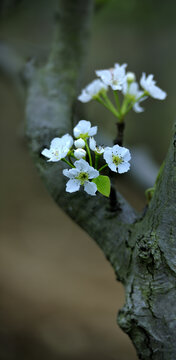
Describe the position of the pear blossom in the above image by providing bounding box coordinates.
[89,137,104,155]
[123,81,146,113]
[74,148,86,159]
[73,120,97,139]
[140,73,167,100]
[78,79,108,103]
[96,63,127,90]
[41,134,73,162]
[63,159,99,196]
[74,138,85,149]
[103,145,131,173]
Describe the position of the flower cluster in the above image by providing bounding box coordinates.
[41,120,131,197]
[42,61,167,200]
[78,62,167,119]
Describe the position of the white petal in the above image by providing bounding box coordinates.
[63,168,79,178]
[84,181,97,196]
[61,134,73,148]
[89,137,96,151]
[108,163,117,172]
[122,149,131,162]
[63,169,70,178]
[86,79,108,94]
[66,179,81,193]
[149,85,167,100]
[78,90,92,103]
[75,159,89,171]
[50,137,62,148]
[118,162,130,174]
[133,102,144,113]
[88,126,97,136]
[103,147,113,164]
[140,72,147,89]
[96,69,112,82]
[41,148,52,159]
[112,144,122,156]
[87,166,99,179]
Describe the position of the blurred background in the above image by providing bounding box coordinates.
[0,0,175,359]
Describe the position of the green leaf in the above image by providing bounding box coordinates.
[92,175,111,197]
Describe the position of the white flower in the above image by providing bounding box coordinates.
[140,73,167,100]
[74,148,86,159]
[78,79,108,103]
[89,137,104,155]
[103,145,131,173]
[41,134,73,162]
[123,81,146,113]
[96,63,127,90]
[126,72,136,83]
[74,138,85,148]
[63,159,99,196]
[73,120,97,139]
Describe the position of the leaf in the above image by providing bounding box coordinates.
[92,175,111,197]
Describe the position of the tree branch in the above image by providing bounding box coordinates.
[118,123,176,359]
[26,1,176,358]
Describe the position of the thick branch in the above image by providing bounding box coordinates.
[26,1,176,358]
[118,123,176,359]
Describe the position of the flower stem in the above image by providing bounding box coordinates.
[62,158,75,168]
[85,140,92,166]
[96,95,119,118]
[101,93,120,118]
[113,91,121,112]
[68,155,74,165]
[98,163,108,172]
[95,154,99,169]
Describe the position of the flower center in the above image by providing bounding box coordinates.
[52,149,59,158]
[112,155,122,166]
[77,172,89,185]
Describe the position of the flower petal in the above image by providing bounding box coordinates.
[88,126,97,136]
[63,168,79,178]
[87,166,99,179]
[118,162,130,174]
[84,181,97,196]
[50,137,62,148]
[78,90,92,103]
[74,159,89,171]
[41,148,52,159]
[66,179,80,193]
[61,134,73,148]
[133,102,144,113]
[103,147,113,164]
[89,137,96,151]
[108,163,117,172]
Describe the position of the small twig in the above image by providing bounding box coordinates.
[114,121,125,146]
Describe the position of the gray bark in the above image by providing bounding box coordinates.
[25,0,176,359]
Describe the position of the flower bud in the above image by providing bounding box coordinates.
[74,148,86,159]
[126,72,136,83]
[74,138,86,148]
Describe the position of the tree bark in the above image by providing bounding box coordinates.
[25,1,176,359]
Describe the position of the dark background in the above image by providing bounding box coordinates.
[0,0,175,359]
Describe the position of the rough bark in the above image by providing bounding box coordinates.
[25,1,176,359]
